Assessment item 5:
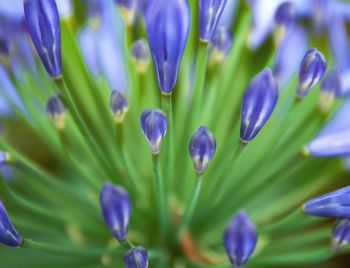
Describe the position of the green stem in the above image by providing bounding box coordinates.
[178,173,204,238]
[161,94,174,190]
[21,238,119,258]
[152,154,169,241]
[191,42,208,126]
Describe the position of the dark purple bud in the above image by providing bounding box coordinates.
[100,182,131,241]
[199,0,228,42]
[189,125,216,173]
[224,210,258,268]
[304,186,350,218]
[240,68,278,143]
[24,0,61,78]
[115,0,136,25]
[145,0,190,95]
[123,246,148,268]
[209,26,233,64]
[141,109,167,154]
[320,69,341,112]
[332,218,350,251]
[297,48,327,99]
[0,35,9,59]
[131,39,150,74]
[0,151,11,166]
[274,2,295,30]
[0,200,21,247]
[47,94,67,129]
[110,90,129,123]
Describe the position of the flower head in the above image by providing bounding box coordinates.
[100,182,131,241]
[224,210,258,268]
[332,218,350,251]
[47,94,67,130]
[297,48,327,99]
[123,246,148,268]
[145,0,190,94]
[24,0,61,78]
[209,26,233,65]
[110,90,129,123]
[131,39,150,74]
[304,186,350,218]
[189,125,216,173]
[199,0,228,42]
[320,69,341,112]
[115,0,136,25]
[240,68,278,143]
[141,109,167,154]
[0,200,21,247]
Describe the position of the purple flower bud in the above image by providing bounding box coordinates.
[141,109,167,154]
[0,200,21,247]
[0,151,11,165]
[100,183,131,241]
[189,125,216,173]
[209,26,233,64]
[115,0,136,25]
[199,0,228,42]
[47,94,67,129]
[274,1,295,44]
[224,210,258,268]
[297,48,327,99]
[306,130,350,157]
[110,90,129,123]
[24,0,61,78]
[123,246,148,268]
[131,39,150,74]
[304,186,350,218]
[274,1,295,30]
[240,68,279,143]
[320,69,341,112]
[145,0,190,95]
[332,218,350,251]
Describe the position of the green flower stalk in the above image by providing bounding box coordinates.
[1,0,350,267]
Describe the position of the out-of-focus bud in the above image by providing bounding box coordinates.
[145,0,190,95]
[224,210,258,268]
[273,1,295,45]
[0,152,11,166]
[0,34,9,63]
[100,182,131,241]
[24,0,62,78]
[240,68,278,143]
[123,246,148,268]
[303,185,350,218]
[189,125,216,174]
[140,109,167,155]
[332,218,350,251]
[115,0,136,26]
[297,48,327,99]
[110,90,129,123]
[320,69,341,113]
[131,39,150,74]
[199,0,228,43]
[47,94,67,130]
[0,200,21,247]
[208,26,233,66]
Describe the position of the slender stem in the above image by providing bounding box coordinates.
[152,154,169,240]
[161,94,174,190]
[21,238,119,257]
[190,42,208,126]
[178,173,204,238]
[119,239,135,250]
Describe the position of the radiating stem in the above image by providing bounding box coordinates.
[119,239,135,250]
[21,238,119,257]
[152,154,169,241]
[191,42,208,126]
[161,94,174,190]
[178,173,204,238]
